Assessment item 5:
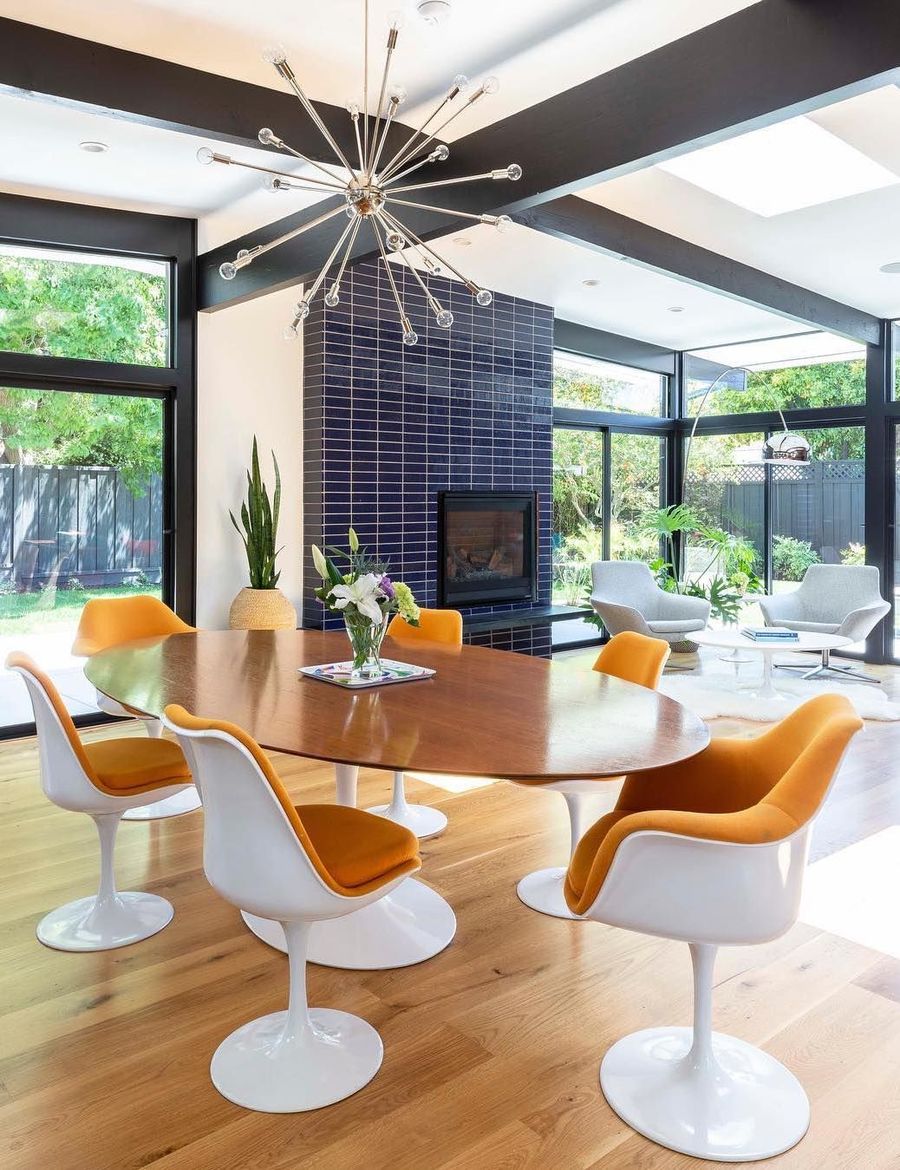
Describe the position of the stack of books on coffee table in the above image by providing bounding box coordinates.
[741,626,799,642]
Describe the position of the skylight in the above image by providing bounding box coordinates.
[659,117,898,216]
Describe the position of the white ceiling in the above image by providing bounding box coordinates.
[583,85,900,319]
[396,222,811,348]
[6,0,892,348]
[0,0,760,137]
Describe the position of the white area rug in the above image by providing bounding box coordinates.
[659,670,900,722]
[801,828,900,958]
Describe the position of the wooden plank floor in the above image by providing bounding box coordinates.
[2,651,900,1169]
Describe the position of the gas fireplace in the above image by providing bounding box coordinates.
[438,491,538,608]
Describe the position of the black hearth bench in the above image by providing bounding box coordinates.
[461,605,585,632]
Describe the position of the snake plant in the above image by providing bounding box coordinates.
[230,437,283,589]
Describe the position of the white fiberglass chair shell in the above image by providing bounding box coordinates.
[365,608,463,840]
[590,561,710,650]
[72,594,200,819]
[163,704,421,1113]
[565,694,863,1162]
[6,651,193,952]
[513,631,670,920]
[758,563,889,684]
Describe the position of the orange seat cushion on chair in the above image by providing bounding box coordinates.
[296,805,420,891]
[564,694,863,916]
[165,704,421,898]
[83,738,192,796]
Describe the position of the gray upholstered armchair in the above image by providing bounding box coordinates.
[758,563,889,683]
[590,561,710,651]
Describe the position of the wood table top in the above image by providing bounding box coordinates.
[85,629,709,780]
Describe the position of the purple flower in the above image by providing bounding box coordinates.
[379,574,395,600]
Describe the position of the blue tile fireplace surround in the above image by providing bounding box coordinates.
[302,259,555,655]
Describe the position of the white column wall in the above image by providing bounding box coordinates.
[195,285,303,628]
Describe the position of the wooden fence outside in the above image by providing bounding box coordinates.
[693,459,865,564]
[0,464,163,590]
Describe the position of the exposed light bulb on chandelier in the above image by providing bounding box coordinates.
[200,0,521,345]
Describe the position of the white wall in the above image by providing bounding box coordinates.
[195,285,303,628]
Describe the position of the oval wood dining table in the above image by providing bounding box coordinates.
[86,628,709,970]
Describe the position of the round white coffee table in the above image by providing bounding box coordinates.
[693,629,851,700]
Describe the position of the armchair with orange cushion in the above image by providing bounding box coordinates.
[513,630,670,919]
[163,704,420,1113]
[364,607,464,840]
[6,652,194,953]
[72,594,198,821]
[565,694,863,1162]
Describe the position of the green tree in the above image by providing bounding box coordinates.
[694,360,866,458]
[0,254,167,493]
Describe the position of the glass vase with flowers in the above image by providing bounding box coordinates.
[310,528,420,678]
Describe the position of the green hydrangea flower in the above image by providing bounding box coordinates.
[392,581,420,626]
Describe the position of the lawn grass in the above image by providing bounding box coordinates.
[0,584,162,636]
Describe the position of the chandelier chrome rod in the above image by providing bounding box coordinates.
[363,0,370,168]
[379,207,476,290]
[292,215,359,324]
[381,148,445,187]
[328,215,364,301]
[387,196,502,223]
[366,23,399,175]
[232,201,347,270]
[370,96,401,180]
[376,86,459,182]
[388,171,500,194]
[261,129,348,185]
[348,108,366,175]
[379,87,488,184]
[376,213,442,315]
[371,216,414,336]
[207,152,346,191]
[272,57,356,175]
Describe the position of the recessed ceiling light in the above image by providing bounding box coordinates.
[417,0,452,25]
[79,140,109,154]
[452,236,472,247]
[667,305,685,313]
[659,117,898,216]
[879,261,900,274]
[582,278,601,288]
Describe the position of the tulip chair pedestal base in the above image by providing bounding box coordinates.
[211,1008,383,1113]
[122,787,202,821]
[600,1027,810,1162]
[516,867,580,920]
[366,769,448,841]
[37,891,174,952]
[242,878,456,970]
[366,800,448,841]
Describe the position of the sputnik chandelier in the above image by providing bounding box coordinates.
[197,1,522,345]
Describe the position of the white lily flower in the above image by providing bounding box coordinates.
[328,572,384,624]
[310,543,330,580]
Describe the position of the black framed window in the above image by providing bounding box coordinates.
[0,195,195,738]
[552,343,673,648]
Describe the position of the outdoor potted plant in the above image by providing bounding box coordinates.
[228,437,296,630]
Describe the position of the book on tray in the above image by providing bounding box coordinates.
[741,626,799,641]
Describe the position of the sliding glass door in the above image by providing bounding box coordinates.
[0,217,193,736]
[552,425,663,647]
[0,386,167,728]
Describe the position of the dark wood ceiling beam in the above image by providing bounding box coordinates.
[0,16,410,165]
[197,0,900,323]
[517,197,881,344]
